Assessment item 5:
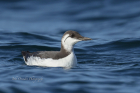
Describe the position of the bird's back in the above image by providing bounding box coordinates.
[21,51,59,62]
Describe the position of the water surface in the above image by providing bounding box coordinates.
[0,0,140,93]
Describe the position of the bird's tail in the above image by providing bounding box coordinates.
[21,51,30,62]
[21,51,29,56]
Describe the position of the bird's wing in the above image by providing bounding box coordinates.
[21,51,59,62]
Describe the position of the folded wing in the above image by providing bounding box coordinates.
[21,51,59,62]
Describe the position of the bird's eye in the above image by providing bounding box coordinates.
[71,33,74,37]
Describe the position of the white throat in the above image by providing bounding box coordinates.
[61,34,81,52]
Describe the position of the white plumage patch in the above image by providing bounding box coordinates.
[25,51,77,68]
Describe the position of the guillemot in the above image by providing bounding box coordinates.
[21,30,92,68]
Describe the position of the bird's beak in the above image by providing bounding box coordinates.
[78,37,92,41]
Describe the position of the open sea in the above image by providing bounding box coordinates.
[0,0,140,93]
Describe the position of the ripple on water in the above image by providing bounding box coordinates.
[1,0,140,93]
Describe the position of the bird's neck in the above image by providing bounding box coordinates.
[61,43,74,53]
[53,44,73,59]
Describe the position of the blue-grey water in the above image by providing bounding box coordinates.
[0,0,140,93]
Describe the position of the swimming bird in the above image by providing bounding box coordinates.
[21,30,92,68]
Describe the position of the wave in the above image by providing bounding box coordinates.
[91,38,140,51]
[1,31,140,52]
